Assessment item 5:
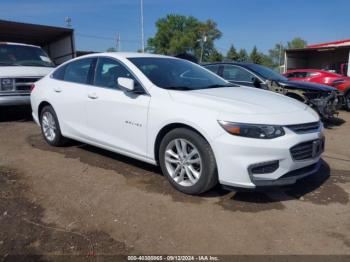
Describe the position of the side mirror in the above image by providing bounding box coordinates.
[118,77,135,92]
[252,77,261,88]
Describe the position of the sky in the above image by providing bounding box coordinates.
[0,0,349,54]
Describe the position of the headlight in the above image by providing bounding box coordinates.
[218,120,285,139]
[0,78,15,91]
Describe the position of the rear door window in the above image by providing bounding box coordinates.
[204,64,220,74]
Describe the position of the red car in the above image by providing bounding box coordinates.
[284,69,350,110]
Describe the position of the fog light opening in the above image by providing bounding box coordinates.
[249,161,279,175]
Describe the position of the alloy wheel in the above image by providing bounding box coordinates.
[164,138,202,187]
[42,111,57,142]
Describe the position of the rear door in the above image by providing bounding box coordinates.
[85,57,150,158]
[50,57,96,138]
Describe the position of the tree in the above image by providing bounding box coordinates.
[287,37,307,49]
[226,44,238,61]
[147,14,222,62]
[268,43,285,68]
[261,54,275,68]
[207,49,223,62]
[106,47,116,52]
[250,46,264,64]
[236,48,249,62]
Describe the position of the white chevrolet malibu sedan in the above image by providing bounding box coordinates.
[30,53,325,195]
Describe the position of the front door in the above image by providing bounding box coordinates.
[85,57,150,158]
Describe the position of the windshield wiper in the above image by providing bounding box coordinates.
[0,62,22,66]
[204,84,237,89]
[163,86,193,91]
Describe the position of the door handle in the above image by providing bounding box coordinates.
[53,87,62,93]
[88,92,98,99]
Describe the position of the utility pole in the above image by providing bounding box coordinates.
[200,35,207,63]
[278,42,283,73]
[116,33,121,52]
[140,0,145,52]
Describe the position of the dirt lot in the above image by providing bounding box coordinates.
[0,107,349,259]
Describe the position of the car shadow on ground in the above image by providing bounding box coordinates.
[73,143,335,205]
[0,106,33,122]
[324,116,346,128]
[28,126,340,206]
[215,159,348,210]
[78,143,162,174]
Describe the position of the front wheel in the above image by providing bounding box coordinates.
[159,128,218,195]
[40,105,67,146]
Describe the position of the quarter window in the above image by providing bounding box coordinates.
[94,57,135,89]
[222,65,254,82]
[52,65,67,80]
[64,58,94,84]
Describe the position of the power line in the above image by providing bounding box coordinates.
[76,33,139,43]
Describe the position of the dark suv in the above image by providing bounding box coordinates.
[203,62,343,120]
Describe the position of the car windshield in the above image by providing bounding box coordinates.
[246,64,288,81]
[128,57,236,90]
[0,44,54,67]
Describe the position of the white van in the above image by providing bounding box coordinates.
[0,42,54,106]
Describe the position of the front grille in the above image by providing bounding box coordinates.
[286,121,320,134]
[15,77,40,92]
[290,139,324,161]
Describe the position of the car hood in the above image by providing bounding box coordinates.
[168,86,319,125]
[278,80,337,92]
[169,86,310,115]
[0,66,53,78]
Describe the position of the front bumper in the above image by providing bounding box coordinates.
[213,126,324,189]
[249,160,321,187]
[0,94,31,106]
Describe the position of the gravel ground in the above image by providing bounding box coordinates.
[0,107,349,259]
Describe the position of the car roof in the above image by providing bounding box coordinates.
[0,42,41,48]
[78,52,175,60]
[203,62,254,67]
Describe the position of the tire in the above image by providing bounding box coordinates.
[159,128,218,195]
[345,91,350,111]
[40,105,67,146]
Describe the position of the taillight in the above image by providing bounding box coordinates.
[30,84,35,92]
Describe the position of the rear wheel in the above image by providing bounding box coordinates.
[345,91,350,111]
[159,128,218,195]
[40,105,67,146]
